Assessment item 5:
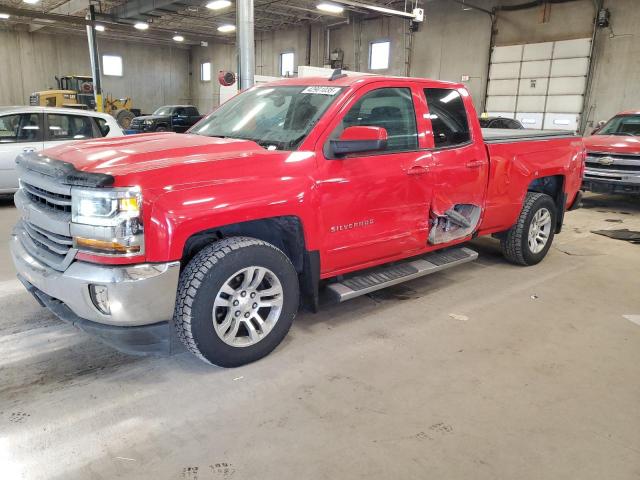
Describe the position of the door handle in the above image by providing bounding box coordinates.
[406,165,429,176]
[465,159,485,168]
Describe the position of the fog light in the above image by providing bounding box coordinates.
[89,285,110,315]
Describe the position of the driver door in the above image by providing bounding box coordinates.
[315,84,432,275]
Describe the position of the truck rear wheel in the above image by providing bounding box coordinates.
[174,237,299,367]
[500,192,557,266]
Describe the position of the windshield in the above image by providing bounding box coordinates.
[191,85,343,150]
[153,106,174,116]
[597,114,640,136]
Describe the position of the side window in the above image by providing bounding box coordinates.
[48,114,96,141]
[174,107,185,117]
[186,107,199,116]
[424,88,470,147]
[0,114,40,143]
[96,118,111,137]
[335,87,418,153]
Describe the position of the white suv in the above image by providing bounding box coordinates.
[0,107,123,194]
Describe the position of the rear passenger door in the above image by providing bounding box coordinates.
[0,112,43,192]
[422,87,489,244]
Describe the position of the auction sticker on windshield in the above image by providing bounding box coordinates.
[302,86,341,95]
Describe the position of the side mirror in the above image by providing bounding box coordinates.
[330,126,388,156]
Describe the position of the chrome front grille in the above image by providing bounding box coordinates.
[23,220,73,257]
[15,166,76,271]
[585,152,640,174]
[21,180,72,213]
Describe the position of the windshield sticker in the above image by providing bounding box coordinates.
[302,86,341,95]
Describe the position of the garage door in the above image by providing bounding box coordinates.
[485,38,591,131]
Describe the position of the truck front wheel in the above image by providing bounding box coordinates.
[174,237,299,367]
[500,192,557,266]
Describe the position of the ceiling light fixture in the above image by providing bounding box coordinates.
[316,2,344,14]
[0,13,10,19]
[206,0,231,10]
[217,24,235,33]
[23,0,40,4]
[94,24,105,31]
[134,22,149,30]
[173,34,184,42]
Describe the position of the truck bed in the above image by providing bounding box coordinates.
[482,128,576,144]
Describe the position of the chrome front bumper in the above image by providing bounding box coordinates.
[10,231,180,328]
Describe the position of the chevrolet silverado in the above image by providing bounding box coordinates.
[583,110,640,195]
[10,74,585,366]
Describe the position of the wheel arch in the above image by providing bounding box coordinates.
[181,216,320,312]
[527,174,566,233]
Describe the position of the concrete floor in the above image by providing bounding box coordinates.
[1,193,639,480]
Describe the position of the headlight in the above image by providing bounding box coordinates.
[143,120,154,125]
[71,187,144,256]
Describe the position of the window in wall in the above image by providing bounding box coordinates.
[369,41,390,70]
[333,87,418,153]
[103,55,123,76]
[201,62,212,82]
[280,52,295,77]
[424,88,471,147]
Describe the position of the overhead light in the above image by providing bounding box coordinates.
[0,13,10,19]
[23,0,40,4]
[206,0,231,10]
[316,2,344,14]
[134,22,149,30]
[173,34,184,42]
[94,24,105,32]
[217,24,235,33]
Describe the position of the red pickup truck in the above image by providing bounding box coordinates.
[11,74,585,366]
[582,110,640,195]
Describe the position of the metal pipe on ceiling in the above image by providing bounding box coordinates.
[236,0,255,90]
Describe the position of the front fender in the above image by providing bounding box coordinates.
[144,175,321,262]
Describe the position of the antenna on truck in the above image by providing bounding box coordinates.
[329,68,347,81]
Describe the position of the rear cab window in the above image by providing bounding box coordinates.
[424,88,471,148]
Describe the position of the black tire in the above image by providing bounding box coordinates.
[174,237,299,367]
[114,109,135,129]
[155,125,168,132]
[500,192,557,266]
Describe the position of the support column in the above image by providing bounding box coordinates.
[85,4,103,112]
[236,0,255,90]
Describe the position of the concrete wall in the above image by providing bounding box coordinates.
[2,0,638,129]
[587,0,640,126]
[189,25,325,112]
[0,29,190,113]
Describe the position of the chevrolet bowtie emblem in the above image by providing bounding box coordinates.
[597,156,615,166]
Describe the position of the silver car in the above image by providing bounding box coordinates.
[0,106,123,194]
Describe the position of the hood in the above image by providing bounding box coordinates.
[40,133,266,177]
[133,114,167,121]
[584,135,640,155]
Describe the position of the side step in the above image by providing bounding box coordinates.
[326,247,478,302]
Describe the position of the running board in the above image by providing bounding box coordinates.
[326,247,478,302]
